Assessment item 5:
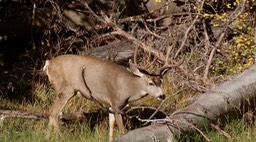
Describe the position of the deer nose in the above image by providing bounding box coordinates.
[158,94,166,100]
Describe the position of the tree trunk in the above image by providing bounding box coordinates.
[115,65,256,142]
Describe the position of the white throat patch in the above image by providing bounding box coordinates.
[140,90,147,96]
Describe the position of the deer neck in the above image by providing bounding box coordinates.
[126,77,148,102]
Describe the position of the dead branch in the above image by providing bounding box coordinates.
[174,0,206,58]
[210,124,232,139]
[203,33,225,79]
[143,20,165,40]
[143,87,189,126]
[202,19,210,55]
[174,14,199,58]
[83,1,184,70]
[0,106,167,129]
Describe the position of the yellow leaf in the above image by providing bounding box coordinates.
[227,4,231,8]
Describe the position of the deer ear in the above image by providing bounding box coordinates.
[130,67,145,77]
[129,59,145,77]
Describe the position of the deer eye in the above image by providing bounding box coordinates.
[148,82,155,86]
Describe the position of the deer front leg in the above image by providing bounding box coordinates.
[46,91,73,139]
[109,112,115,142]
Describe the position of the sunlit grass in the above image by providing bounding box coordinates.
[0,118,109,142]
[206,120,256,142]
[1,102,256,142]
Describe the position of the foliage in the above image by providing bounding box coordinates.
[202,0,256,77]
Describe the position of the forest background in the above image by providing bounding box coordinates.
[0,0,256,141]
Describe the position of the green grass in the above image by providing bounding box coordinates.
[0,118,110,142]
[179,119,256,142]
[206,120,256,142]
[1,115,255,142]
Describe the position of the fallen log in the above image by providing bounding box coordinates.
[0,106,167,130]
[115,65,256,142]
[85,41,135,64]
[0,109,48,120]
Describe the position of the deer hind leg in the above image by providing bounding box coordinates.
[115,113,125,134]
[108,109,125,141]
[46,89,74,139]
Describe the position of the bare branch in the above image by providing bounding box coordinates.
[174,14,199,58]
[210,124,232,139]
[203,33,225,79]
[143,87,189,126]
[143,20,165,40]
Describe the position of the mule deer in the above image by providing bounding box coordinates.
[43,54,167,141]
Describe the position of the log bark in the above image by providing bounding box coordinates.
[0,110,48,120]
[86,41,135,64]
[115,65,256,142]
[0,107,166,130]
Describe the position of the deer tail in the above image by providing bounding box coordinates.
[43,60,49,72]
